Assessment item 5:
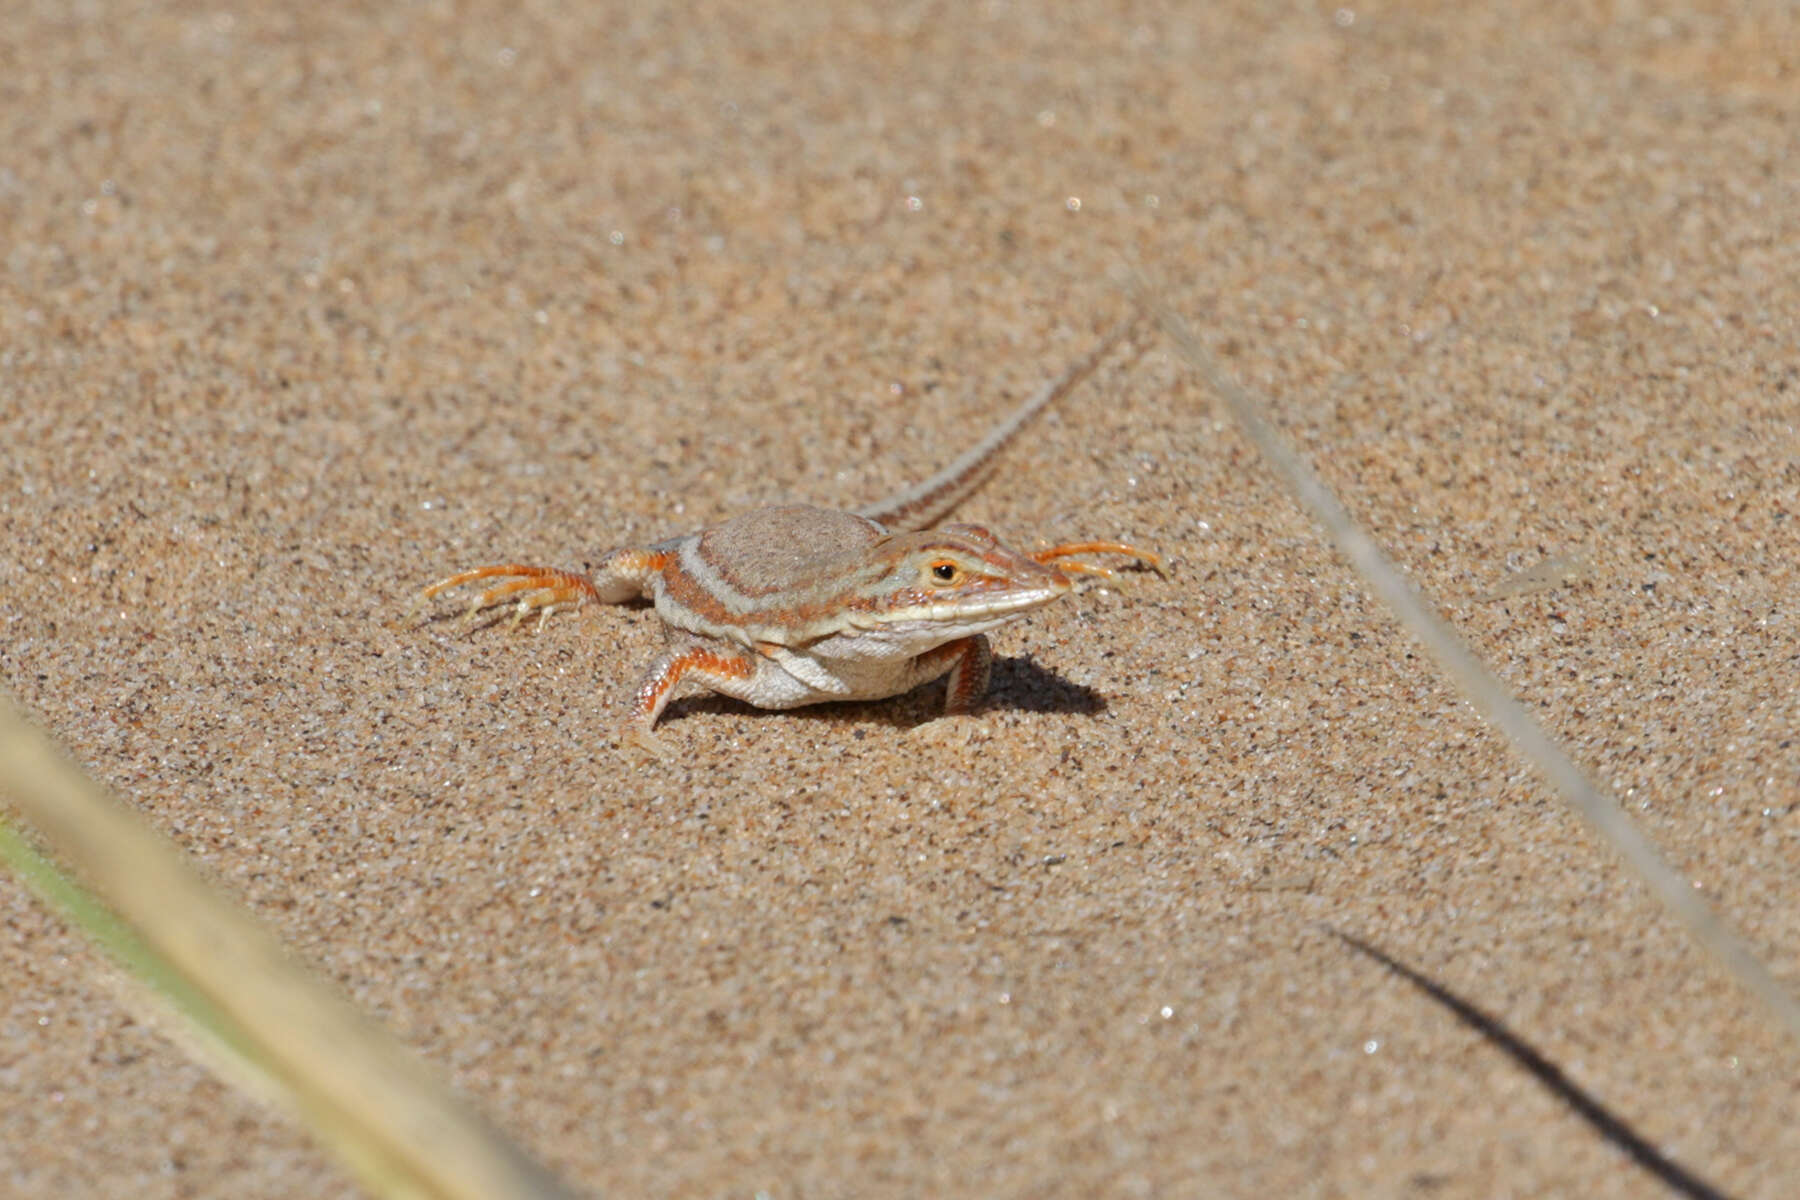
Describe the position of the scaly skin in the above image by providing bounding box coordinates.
[416,325,1161,753]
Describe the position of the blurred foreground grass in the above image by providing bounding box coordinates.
[0,692,574,1200]
[1143,278,1800,1044]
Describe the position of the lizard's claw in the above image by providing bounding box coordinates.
[412,564,602,630]
[624,724,670,761]
[1033,540,1166,582]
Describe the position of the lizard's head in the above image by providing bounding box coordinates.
[855,523,1073,640]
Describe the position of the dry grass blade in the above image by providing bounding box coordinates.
[0,691,576,1200]
[1138,282,1800,1043]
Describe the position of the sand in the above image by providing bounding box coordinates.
[3,1,1798,1195]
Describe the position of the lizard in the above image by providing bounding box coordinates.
[415,323,1162,754]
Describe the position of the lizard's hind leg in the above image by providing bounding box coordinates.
[416,565,601,629]
[414,548,671,627]
[627,639,757,757]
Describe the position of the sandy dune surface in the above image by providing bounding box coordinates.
[4,2,1797,1195]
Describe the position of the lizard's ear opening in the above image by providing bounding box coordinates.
[924,558,966,587]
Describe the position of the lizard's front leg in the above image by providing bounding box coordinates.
[1032,540,1165,580]
[901,635,994,749]
[415,547,670,627]
[921,634,993,713]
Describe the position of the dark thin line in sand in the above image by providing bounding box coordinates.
[1332,928,1733,1200]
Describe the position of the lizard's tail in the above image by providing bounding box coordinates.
[857,320,1144,532]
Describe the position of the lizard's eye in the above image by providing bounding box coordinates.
[926,559,963,586]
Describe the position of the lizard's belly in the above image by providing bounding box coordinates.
[744,640,957,709]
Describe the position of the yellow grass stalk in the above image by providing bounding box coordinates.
[0,692,574,1200]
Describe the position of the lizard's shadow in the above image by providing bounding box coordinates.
[987,653,1108,714]
[670,653,1106,729]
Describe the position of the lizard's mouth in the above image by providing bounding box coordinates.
[871,579,1070,632]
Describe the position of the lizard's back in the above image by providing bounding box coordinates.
[689,505,886,594]
[653,505,889,643]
